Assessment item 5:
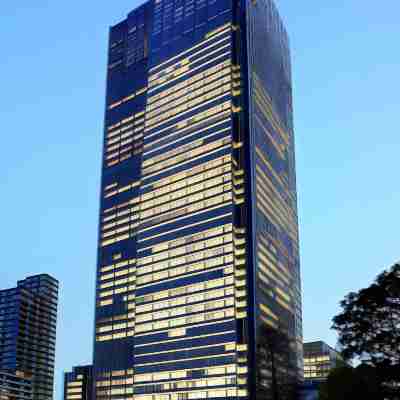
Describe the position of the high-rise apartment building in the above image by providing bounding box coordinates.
[94,1,302,399]
[0,275,58,400]
[0,371,32,400]
[63,366,93,400]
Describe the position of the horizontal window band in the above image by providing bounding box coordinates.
[138,202,233,240]
[139,185,232,229]
[135,277,235,308]
[149,25,232,75]
[142,144,232,184]
[143,109,231,147]
[143,121,231,159]
[146,69,232,122]
[134,342,235,364]
[138,223,232,257]
[148,46,232,99]
[137,213,233,247]
[140,171,232,213]
[147,65,232,117]
[142,131,231,173]
[145,92,232,135]
[136,264,233,290]
[134,352,236,368]
[135,267,229,297]
[135,330,236,351]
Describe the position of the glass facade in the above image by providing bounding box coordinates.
[0,275,58,400]
[93,1,302,399]
[245,1,302,398]
[303,341,344,382]
[63,366,93,400]
[0,371,32,400]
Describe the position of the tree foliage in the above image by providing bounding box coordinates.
[332,263,400,398]
[319,365,381,400]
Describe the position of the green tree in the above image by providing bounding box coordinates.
[319,365,381,400]
[332,263,400,399]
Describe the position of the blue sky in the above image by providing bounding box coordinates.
[2,1,400,398]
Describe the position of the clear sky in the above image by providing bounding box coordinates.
[2,1,400,398]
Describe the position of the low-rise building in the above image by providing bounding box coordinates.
[303,341,344,382]
[63,366,92,400]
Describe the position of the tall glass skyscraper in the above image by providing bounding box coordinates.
[0,275,58,400]
[93,1,302,399]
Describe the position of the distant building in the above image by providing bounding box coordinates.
[0,370,32,400]
[303,341,345,382]
[0,274,58,400]
[63,366,92,400]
